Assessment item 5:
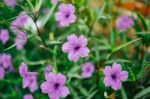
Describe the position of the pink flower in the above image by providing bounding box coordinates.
[41,72,70,99]
[0,67,5,79]
[103,63,128,90]
[0,53,12,69]
[11,12,29,33]
[62,34,90,62]
[82,62,95,78]
[23,94,33,99]
[55,4,76,27]
[44,64,53,74]
[51,0,58,5]
[15,32,27,50]
[19,62,38,93]
[0,29,9,44]
[4,0,16,8]
[116,15,134,32]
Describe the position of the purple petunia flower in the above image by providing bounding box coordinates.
[23,94,33,99]
[103,63,128,90]
[11,12,29,33]
[4,0,16,8]
[62,34,90,62]
[51,0,58,5]
[19,62,38,93]
[116,15,134,32]
[55,4,76,27]
[44,64,53,74]
[43,8,50,14]
[0,29,9,44]
[15,32,27,50]
[41,72,70,99]
[82,62,95,78]
[0,53,12,69]
[0,53,13,79]
[0,67,5,79]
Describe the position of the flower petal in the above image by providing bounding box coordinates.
[112,63,122,72]
[59,86,70,97]
[62,42,73,53]
[120,71,128,81]
[45,72,56,82]
[103,77,112,87]
[0,67,5,79]
[103,66,112,76]
[67,34,78,42]
[19,62,28,76]
[79,35,88,47]
[68,51,80,62]
[111,80,122,91]
[56,73,66,85]
[78,47,90,57]
[41,81,51,93]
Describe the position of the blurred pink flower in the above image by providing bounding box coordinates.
[51,0,58,4]
[0,29,9,44]
[44,64,53,74]
[43,8,50,14]
[62,34,90,62]
[19,62,38,93]
[116,15,134,32]
[15,32,27,50]
[55,4,76,27]
[41,72,70,99]
[4,0,16,8]
[23,94,33,99]
[0,53,13,79]
[103,63,128,90]
[0,67,5,79]
[82,62,95,78]
[11,12,29,33]
[0,53,12,69]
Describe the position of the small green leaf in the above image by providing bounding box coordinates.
[113,38,141,52]
[40,5,57,28]
[27,0,34,10]
[121,87,128,99]
[133,87,150,99]
[4,33,37,51]
[110,30,116,49]
[87,90,98,99]
[137,13,148,31]
[35,0,43,12]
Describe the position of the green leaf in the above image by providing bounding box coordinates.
[105,59,131,64]
[113,38,141,52]
[46,41,63,45]
[26,0,34,10]
[35,0,43,12]
[137,13,148,31]
[4,33,37,51]
[87,90,98,99]
[121,87,128,99]
[40,5,57,28]
[110,30,116,49]
[133,87,150,99]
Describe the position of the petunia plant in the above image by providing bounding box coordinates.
[0,0,150,99]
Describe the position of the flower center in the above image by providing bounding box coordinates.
[111,74,117,80]
[74,46,80,51]
[54,83,60,89]
[86,67,90,72]
[65,14,70,18]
